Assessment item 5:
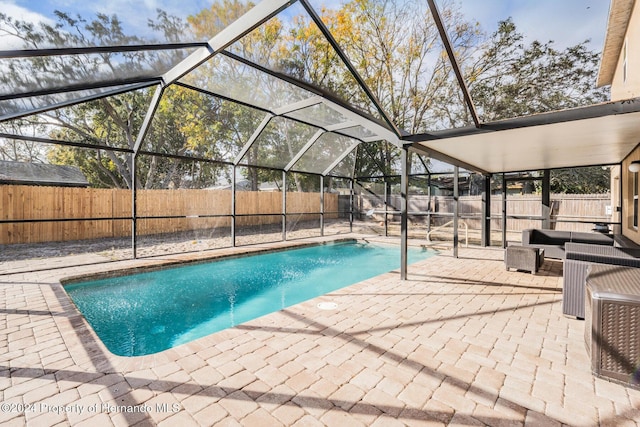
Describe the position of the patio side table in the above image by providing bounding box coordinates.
[505,245,544,274]
[585,264,640,389]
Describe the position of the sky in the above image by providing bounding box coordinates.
[457,0,610,50]
[0,0,611,51]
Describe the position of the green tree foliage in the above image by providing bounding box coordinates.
[550,167,611,194]
[296,0,609,187]
[0,10,201,188]
[467,19,609,121]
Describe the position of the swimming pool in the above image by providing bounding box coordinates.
[64,241,433,356]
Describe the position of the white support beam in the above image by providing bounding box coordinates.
[322,140,360,176]
[273,96,323,115]
[325,121,357,131]
[320,100,399,147]
[361,136,383,143]
[284,129,323,171]
[133,85,165,154]
[233,113,274,165]
[162,0,294,85]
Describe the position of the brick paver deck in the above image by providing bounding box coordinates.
[1,236,639,426]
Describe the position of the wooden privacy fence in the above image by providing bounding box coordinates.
[0,185,338,244]
[358,193,613,232]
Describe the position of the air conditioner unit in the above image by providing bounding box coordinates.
[585,265,640,389]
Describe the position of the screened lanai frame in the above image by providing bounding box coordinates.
[0,1,415,264]
[0,0,636,277]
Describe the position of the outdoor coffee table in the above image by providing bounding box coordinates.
[505,245,544,274]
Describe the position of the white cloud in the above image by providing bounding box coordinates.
[1,0,209,46]
[0,1,55,49]
[0,1,52,23]
[79,0,207,40]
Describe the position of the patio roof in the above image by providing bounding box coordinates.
[406,97,640,174]
[0,159,89,187]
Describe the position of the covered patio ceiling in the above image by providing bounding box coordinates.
[406,97,640,174]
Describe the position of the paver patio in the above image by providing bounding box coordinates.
[1,235,639,426]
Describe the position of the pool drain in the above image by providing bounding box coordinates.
[317,302,338,310]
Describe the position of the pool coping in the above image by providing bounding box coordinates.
[53,235,432,372]
[59,237,359,285]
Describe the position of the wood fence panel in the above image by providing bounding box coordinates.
[325,194,338,218]
[287,191,320,222]
[113,189,132,237]
[8,185,609,244]
[360,193,612,233]
[236,191,282,226]
[286,191,320,213]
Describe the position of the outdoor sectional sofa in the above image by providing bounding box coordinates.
[521,228,614,259]
[520,228,640,319]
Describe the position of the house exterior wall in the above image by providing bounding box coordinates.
[610,165,621,234]
[621,145,640,244]
[610,2,640,243]
[610,2,640,100]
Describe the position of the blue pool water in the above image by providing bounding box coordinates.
[65,241,433,356]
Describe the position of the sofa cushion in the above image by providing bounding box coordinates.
[565,242,640,265]
[570,232,613,245]
[614,234,640,249]
[529,229,571,246]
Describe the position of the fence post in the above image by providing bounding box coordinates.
[482,175,491,247]
[131,153,137,259]
[282,171,287,241]
[232,165,236,247]
[320,175,324,236]
[453,166,459,258]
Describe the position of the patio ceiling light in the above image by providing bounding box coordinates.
[629,160,640,173]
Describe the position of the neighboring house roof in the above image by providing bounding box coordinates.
[0,160,89,187]
[597,0,635,87]
[207,179,280,191]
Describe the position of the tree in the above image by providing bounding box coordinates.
[467,19,609,121]
[319,0,482,132]
[309,1,609,188]
[0,9,235,189]
[0,11,156,186]
[550,167,611,194]
[0,120,50,162]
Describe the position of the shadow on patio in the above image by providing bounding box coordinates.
[1,245,639,425]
